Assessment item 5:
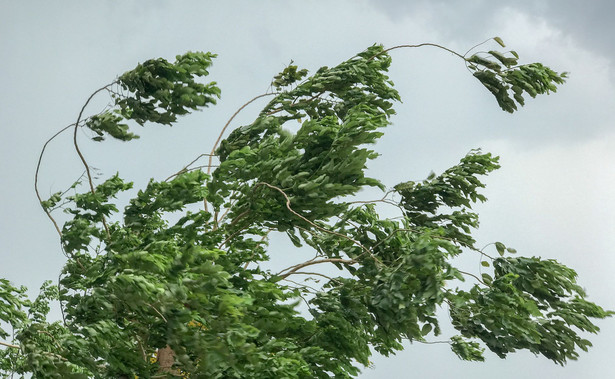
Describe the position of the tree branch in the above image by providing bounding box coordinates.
[277,258,356,279]
[35,123,75,238]
[72,83,115,239]
[204,92,278,211]
[368,43,466,62]
[164,153,217,182]
[0,340,19,349]
[457,270,486,286]
[255,182,382,264]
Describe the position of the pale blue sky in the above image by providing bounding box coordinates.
[1,1,613,377]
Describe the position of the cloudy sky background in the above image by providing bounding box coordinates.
[1,1,613,377]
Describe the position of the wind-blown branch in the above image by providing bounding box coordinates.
[72,83,115,239]
[368,43,466,62]
[0,341,19,349]
[255,182,383,264]
[35,123,75,238]
[277,258,356,279]
[203,92,278,211]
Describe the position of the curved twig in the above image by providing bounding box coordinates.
[277,258,356,279]
[368,43,466,62]
[255,182,382,265]
[72,83,115,239]
[463,37,496,58]
[164,153,217,182]
[72,84,114,194]
[35,123,75,238]
[0,340,19,349]
[203,92,278,211]
[457,270,486,286]
[206,92,278,175]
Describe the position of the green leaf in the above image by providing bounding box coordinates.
[495,242,506,256]
[494,36,506,48]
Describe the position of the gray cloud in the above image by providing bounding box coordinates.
[370,0,615,66]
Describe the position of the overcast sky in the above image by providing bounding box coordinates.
[1,1,613,377]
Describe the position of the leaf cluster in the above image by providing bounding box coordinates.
[466,39,567,113]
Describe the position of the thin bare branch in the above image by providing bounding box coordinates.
[35,123,75,238]
[147,303,168,323]
[203,92,278,211]
[0,341,19,349]
[72,83,116,239]
[457,270,486,286]
[255,182,382,265]
[463,37,497,58]
[277,258,356,279]
[415,339,452,345]
[164,153,217,182]
[368,43,466,62]
[283,271,338,282]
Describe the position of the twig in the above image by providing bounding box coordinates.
[242,232,270,269]
[265,90,326,116]
[0,341,19,349]
[164,153,217,182]
[72,84,113,194]
[475,243,496,260]
[204,92,277,211]
[37,330,63,351]
[147,303,168,323]
[282,278,320,293]
[72,83,115,239]
[457,270,486,285]
[463,37,497,58]
[283,271,339,283]
[368,43,466,62]
[277,258,356,279]
[35,123,75,238]
[255,182,382,265]
[217,210,251,249]
[415,339,452,345]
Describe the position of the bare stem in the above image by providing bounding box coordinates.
[457,270,486,286]
[165,153,217,182]
[282,271,337,282]
[255,182,382,265]
[203,92,277,211]
[0,340,19,349]
[277,258,356,279]
[35,123,75,238]
[72,83,115,239]
[368,43,466,62]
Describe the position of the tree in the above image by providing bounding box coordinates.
[0,38,611,378]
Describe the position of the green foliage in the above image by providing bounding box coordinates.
[447,256,612,365]
[466,43,568,113]
[1,39,610,378]
[85,112,138,142]
[116,51,221,126]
